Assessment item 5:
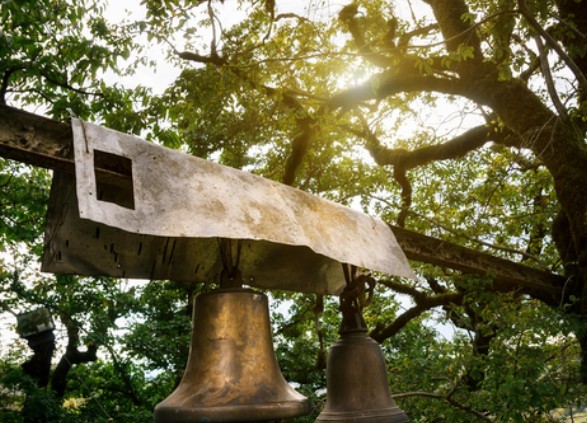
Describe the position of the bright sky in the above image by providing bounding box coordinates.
[102,1,179,93]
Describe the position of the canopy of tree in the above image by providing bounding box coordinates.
[1,0,587,421]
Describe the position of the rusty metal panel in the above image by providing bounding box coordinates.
[41,119,415,294]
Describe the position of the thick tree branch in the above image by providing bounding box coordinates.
[444,301,498,391]
[462,328,496,390]
[519,57,541,83]
[364,124,494,169]
[175,44,316,186]
[283,71,466,183]
[390,224,564,305]
[534,35,570,121]
[175,50,227,66]
[338,3,395,68]
[236,79,317,187]
[554,0,587,81]
[422,0,483,66]
[51,315,98,397]
[179,31,469,187]
[523,192,549,264]
[371,304,424,341]
[370,278,463,342]
[407,209,549,268]
[283,116,315,185]
[330,71,464,111]
[51,344,98,397]
[314,294,326,370]
[207,0,218,57]
[21,332,55,388]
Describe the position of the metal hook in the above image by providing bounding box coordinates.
[217,238,243,289]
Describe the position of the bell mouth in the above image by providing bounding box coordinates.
[316,406,409,423]
[155,399,312,423]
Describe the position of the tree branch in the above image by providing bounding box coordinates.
[407,209,550,268]
[1,65,28,105]
[523,191,549,264]
[102,343,143,406]
[282,71,466,183]
[207,0,218,57]
[518,0,587,100]
[394,165,412,228]
[398,24,439,49]
[39,70,106,99]
[363,124,495,169]
[338,3,395,68]
[392,391,493,422]
[534,35,570,121]
[283,116,315,185]
[173,43,316,186]
[422,0,483,65]
[275,13,310,24]
[370,278,463,342]
[329,71,464,111]
[175,50,227,66]
[51,316,98,397]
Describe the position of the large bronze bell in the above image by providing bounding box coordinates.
[154,288,311,422]
[316,271,409,423]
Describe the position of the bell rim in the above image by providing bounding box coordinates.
[316,406,409,422]
[154,399,312,422]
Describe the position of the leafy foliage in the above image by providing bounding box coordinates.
[3,0,587,421]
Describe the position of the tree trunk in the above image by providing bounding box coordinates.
[482,78,587,382]
[21,331,55,388]
[426,0,587,381]
[51,344,98,397]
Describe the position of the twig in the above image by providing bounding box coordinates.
[392,391,494,422]
[518,0,587,100]
[533,35,569,121]
[367,194,549,268]
[410,209,549,268]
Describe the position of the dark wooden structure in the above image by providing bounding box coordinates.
[0,104,565,300]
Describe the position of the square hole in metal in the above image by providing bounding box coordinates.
[93,150,135,210]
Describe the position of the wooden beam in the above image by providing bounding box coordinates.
[0,104,566,299]
[0,104,74,173]
[391,225,564,303]
[0,105,131,186]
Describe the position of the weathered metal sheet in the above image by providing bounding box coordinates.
[42,119,415,294]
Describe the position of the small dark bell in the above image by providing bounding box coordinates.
[316,329,409,423]
[154,288,311,422]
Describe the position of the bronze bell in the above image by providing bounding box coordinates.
[316,271,409,423]
[154,288,311,422]
[315,329,409,423]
